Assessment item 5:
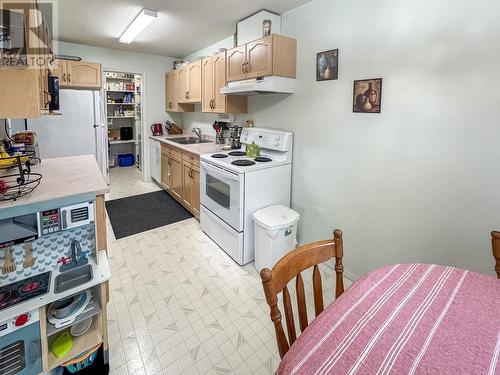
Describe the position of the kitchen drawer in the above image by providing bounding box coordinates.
[170,146,183,160]
[161,143,171,154]
[183,151,199,167]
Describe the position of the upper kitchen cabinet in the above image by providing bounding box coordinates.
[165,70,194,113]
[202,53,247,114]
[178,61,202,103]
[67,61,102,89]
[51,60,102,89]
[226,34,297,82]
[226,45,247,82]
[0,0,53,118]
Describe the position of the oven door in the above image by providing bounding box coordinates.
[201,161,244,231]
[0,322,42,375]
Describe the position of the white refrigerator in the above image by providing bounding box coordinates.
[26,89,109,181]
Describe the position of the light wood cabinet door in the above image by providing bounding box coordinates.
[212,53,227,113]
[177,68,188,103]
[170,155,183,201]
[165,73,173,112]
[191,165,200,219]
[201,57,214,112]
[39,68,50,112]
[182,160,193,210]
[226,45,247,82]
[246,35,273,79]
[0,69,41,119]
[67,61,102,89]
[51,59,69,86]
[186,61,202,103]
[161,152,171,191]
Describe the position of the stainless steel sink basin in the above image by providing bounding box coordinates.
[168,137,213,145]
[54,265,93,293]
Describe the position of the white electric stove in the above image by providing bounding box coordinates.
[200,128,293,265]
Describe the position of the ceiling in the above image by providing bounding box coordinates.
[55,0,310,58]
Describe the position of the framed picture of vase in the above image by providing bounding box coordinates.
[353,78,383,113]
[316,49,338,81]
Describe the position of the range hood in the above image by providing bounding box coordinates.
[220,76,295,96]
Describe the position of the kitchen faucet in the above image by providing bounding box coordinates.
[192,127,203,141]
[60,239,89,272]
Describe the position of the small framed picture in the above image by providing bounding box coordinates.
[353,78,383,113]
[316,49,338,81]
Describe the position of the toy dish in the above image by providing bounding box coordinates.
[70,317,93,337]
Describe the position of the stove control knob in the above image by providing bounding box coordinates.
[14,313,30,327]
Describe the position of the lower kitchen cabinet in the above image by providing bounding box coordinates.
[161,144,201,219]
[170,156,183,201]
[191,165,200,218]
[161,150,172,190]
[182,161,193,210]
[182,161,200,219]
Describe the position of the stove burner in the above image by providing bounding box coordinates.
[0,271,51,310]
[228,151,246,157]
[20,281,41,294]
[255,157,272,162]
[0,291,11,303]
[211,154,228,159]
[232,159,256,166]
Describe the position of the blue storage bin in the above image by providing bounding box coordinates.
[117,153,135,167]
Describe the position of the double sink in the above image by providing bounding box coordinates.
[168,137,212,145]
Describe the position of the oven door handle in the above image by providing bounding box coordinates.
[202,162,240,181]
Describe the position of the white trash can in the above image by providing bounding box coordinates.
[252,205,300,273]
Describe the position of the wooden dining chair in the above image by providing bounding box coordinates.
[260,229,345,359]
[491,231,500,279]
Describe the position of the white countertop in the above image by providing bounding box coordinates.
[0,155,109,210]
[150,135,227,156]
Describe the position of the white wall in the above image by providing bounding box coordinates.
[184,36,234,63]
[183,0,500,277]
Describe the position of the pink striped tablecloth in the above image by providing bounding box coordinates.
[278,264,500,375]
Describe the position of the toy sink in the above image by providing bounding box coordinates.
[54,265,93,294]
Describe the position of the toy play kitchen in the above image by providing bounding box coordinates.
[0,155,111,374]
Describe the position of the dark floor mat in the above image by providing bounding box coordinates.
[105,191,193,239]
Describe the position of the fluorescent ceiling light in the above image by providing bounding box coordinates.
[119,8,158,44]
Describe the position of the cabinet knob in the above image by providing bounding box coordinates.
[62,73,66,82]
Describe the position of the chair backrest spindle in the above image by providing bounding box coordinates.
[295,273,308,332]
[491,231,500,279]
[282,286,297,345]
[312,265,324,317]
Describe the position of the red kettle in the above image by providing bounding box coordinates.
[151,123,163,136]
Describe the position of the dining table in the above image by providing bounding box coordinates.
[277,263,500,375]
